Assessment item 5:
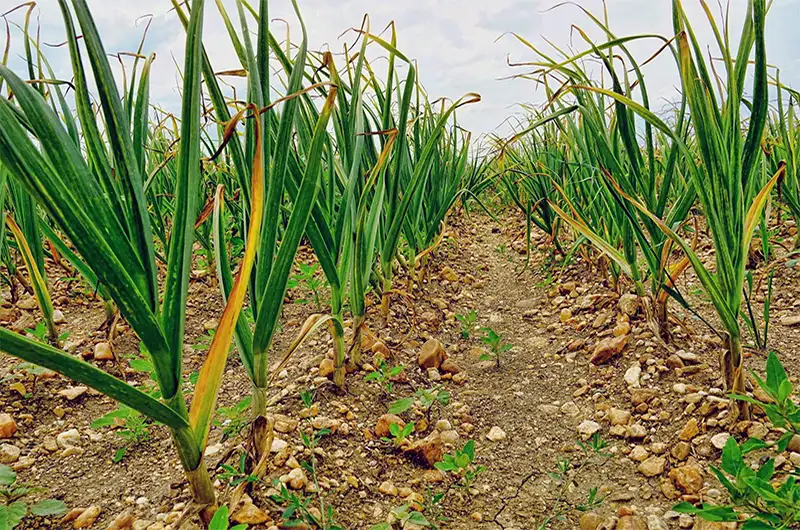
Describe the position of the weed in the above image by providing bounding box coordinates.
[370,505,430,530]
[479,327,513,368]
[208,505,247,530]
[288,263,327,311]
[213,397,252,440]
[0,464,67,529]
[388,386,450,422]
[435,440,485,488]
[381,422,415,449]
[269,390,342,530]
[24,322,69,344]
[364,359,404,395]
[92,406,151,463]
[675,352,800,528]
[455,309,478,339]
[532,433,610,529]
[218,452,259,488]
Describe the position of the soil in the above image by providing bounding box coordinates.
[2,209,800,530]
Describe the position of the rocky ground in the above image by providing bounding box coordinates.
[2,209,800,530]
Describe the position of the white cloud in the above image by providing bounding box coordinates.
[4,0,799,136]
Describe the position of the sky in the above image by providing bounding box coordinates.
[4,0,800,138]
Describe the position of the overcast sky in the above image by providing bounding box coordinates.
[4,0,800,138]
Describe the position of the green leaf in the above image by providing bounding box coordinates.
[388,398,414,415]
[740,438,769,454]
[0,465,16,486]
[766,352,788,397]
[720,437,743,476]
[756,458,775,481]
[209,505,230,530]
[29,499,67,517]
[0,330,187,429]
[0,502,26,530]
[463,440,475,461]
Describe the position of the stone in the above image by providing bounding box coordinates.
[58,386,88,401]
[371,340,391,357]
[609,408,632,426]
[379,481,398,496]
[624,364,642,388]
[619,293,639,316]
[629,445,649,462]
[638,456,666,477]
[52,309,66,324]
[0,444,20,464]
[666,355,685,369]
[376,414,405,438]
[73,505,101,528]
[614,321,632,337]
[672,442,691,461]
[17,296,37,310]
[0,306,18,323]
[788,434,800,453]
[440,267,458,282]
[232,496,270,525]
[631,389,657,405]
[747,422,769,440]
[560,308,573,323]
[440,430,460,444]
[440,359,461,374]
[62,446,84,457]
[43,436,58,452]
[670,464,704,494]
[679,418,700,441]
[580,512,603,530]
[94,342,114,361]
[106,512,134,530]
[273,415,298,434]
[577,420,601,438]
[779,315,800,327]
[486,426,506,442]
[0,415,17,439]
[403,432,443,468]
[57,429,81,448]
[618,516,647,530]
[560,401,581,417]
[590,335,628,365]
[287,468,307,490]
[271,438,288,453]
[710,432,731,450]
[646,515,669,530]
[628,423,647,439]
[318,358,334,378]
[418,339,446,370]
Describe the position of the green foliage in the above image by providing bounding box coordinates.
[269,482,343,530]
[287,263,328,310]
[381,422,415,449]
[479,327,513,368]
[218,453,259,488]
[676,353,800,529]
[213,397,252,440]
[0,464,67,530]
[24,322,69,345]
[370,504,431,530]
[364,360,405,395]
[388,387,450,417]
[92,406,151,463]
[208,506,247,530]
[435,440,485,488]
[455,310,478,339]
